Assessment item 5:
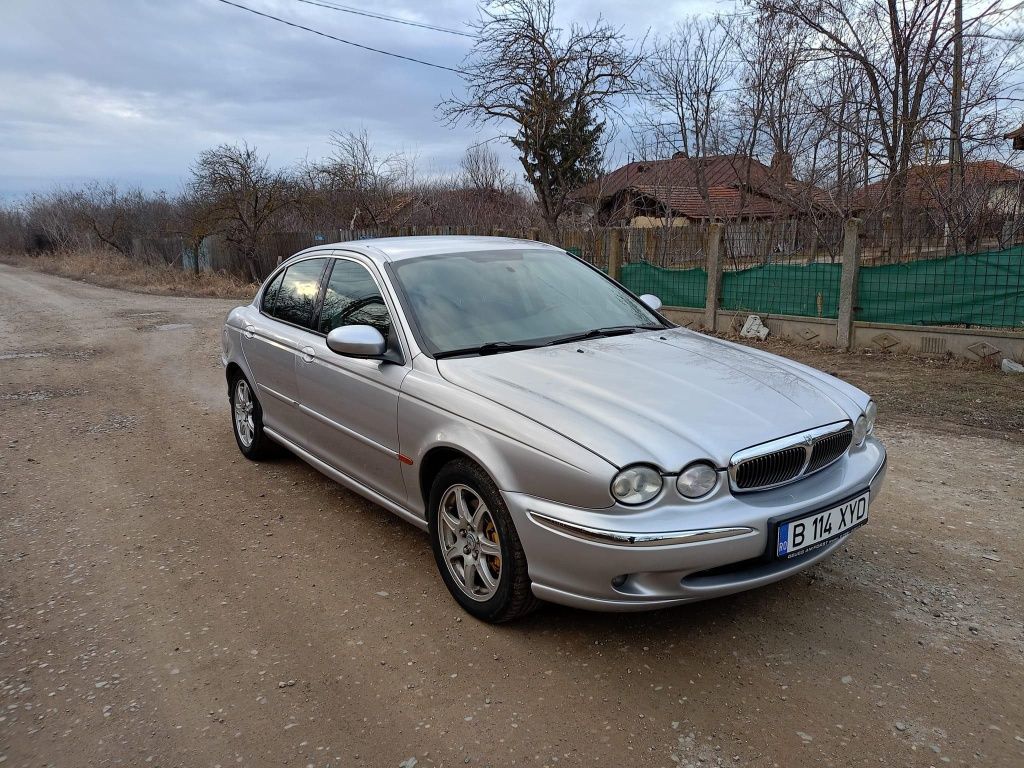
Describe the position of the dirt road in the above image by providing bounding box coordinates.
[1,264,1021,767]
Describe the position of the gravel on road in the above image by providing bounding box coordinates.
[1,264,1022,767]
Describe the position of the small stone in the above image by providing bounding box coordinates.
[796,731,813,742]
[399,759,418,768]
[841,675,853,684]
[895,722,908,732]
[981,554,1001,562]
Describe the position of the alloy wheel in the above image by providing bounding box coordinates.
[437,484,503,602]
[233,378,255,448]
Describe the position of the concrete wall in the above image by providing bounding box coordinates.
[660,306,1024,364]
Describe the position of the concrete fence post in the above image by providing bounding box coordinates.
[837,217,862,350]
[607,229,623,281]
[703,223,725,332]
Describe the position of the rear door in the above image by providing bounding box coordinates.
[240,257,329,441]
[295,256,410,504]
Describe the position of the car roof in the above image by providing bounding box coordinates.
[290,235,564,265]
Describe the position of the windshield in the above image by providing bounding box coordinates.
[389,249,664,357]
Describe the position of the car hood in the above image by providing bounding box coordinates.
[436,328,867,470]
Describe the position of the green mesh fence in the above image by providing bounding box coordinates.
[619,245,1024,329]
[621,262,707,308]
[722,262,841,318]
[857,246,1024,328]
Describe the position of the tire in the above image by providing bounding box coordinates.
[229,373,273,460]
[427,459,539,623]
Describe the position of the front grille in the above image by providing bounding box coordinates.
[729,421,852,493]
[733,446,806,490]
[807,428,853,473]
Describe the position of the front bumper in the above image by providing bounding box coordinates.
[503,437,886,612]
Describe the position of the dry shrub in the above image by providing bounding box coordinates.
[0,249,257,300]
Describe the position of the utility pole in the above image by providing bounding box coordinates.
[949,0,964,249]
[950,0,964,194]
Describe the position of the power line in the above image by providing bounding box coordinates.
[214,0,466,75]
[291,0,475,38]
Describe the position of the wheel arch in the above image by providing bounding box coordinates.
[225,361,249,398]
[418,445,494,509]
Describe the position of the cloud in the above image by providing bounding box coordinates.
[0,0,716,198]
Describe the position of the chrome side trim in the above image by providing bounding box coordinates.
[257,382,296,405]
[296,401,398,459]
[728,420,852,493]
[263,426,427,531]
[526,511,754,548]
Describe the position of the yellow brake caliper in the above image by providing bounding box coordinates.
[484,519,501,575]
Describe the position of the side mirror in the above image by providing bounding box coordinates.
[326,325,387,358]
[639,294,663,311]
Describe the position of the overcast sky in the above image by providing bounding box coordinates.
[0,0,716,199]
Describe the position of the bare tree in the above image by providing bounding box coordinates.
[175,187,221,274]
[76,182,174,257]
[22,188,85,251]
[755,0,1021,251]
[324,128,414,228]
[187,143,294,281]
[442,0,641,237]
[460,143,513,192]
[638,16,736,162]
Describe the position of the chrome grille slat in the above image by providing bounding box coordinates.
[807,428,853,474]
[729,421,853,493]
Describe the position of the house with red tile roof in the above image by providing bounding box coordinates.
[1005,124,1024,151]
[850,159,1024,214]
[573,152,827,227]
[850,160,1024,247]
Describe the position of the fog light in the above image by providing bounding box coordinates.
[611,574,627,588]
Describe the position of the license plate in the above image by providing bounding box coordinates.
[776,491,869,558]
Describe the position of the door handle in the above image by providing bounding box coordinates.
[243,324,255,339]
[300,346,316,363]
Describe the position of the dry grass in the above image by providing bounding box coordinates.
[0,249,257,300]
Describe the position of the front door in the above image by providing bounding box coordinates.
[295,256,410,504]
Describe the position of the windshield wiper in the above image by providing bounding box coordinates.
[433,341,542,359]
[544,325,662,347]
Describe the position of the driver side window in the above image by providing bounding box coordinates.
[319,259,392,340]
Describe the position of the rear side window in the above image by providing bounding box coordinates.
[272,258,328,328]
[319,259,392,339]
[260,270,285,314]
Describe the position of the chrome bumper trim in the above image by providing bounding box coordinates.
[526,511,754,548]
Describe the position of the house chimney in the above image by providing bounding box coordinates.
[770,151,794,181]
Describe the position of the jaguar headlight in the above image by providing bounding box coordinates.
[853,415,868,446]
[611,465,663,505]
[865,400,877,434]
[676,461,718,499]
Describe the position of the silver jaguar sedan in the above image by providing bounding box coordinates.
[222,236,886,622]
